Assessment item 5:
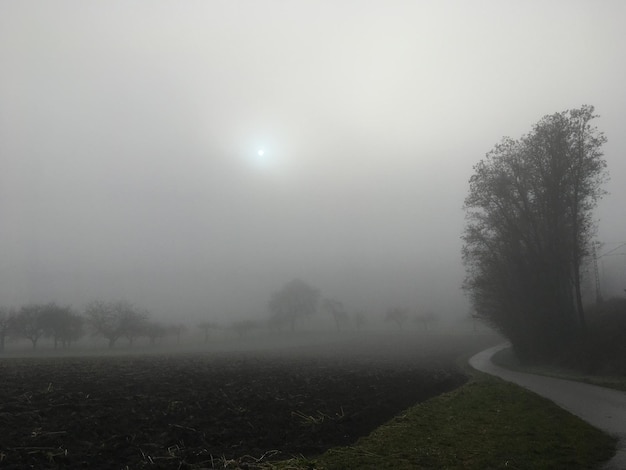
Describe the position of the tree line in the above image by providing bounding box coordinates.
[462,105,609,363]
[266,278,441,332]
[0,301,185,351]
[0,280,451,352]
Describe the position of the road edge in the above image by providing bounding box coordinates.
[469,343,626,470]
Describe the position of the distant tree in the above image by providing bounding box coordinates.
[384,307,408,329]
[0,307,16,352]
[197,320,219,343]
[353,311,366,330]
[85,301,117,348]
[463,105,608,362]
[168,323,187,344]
[13,304,47,349]
[230,319,260,338]
[321,298,350,331]
[144,321,167,345]
[122,309,149,346]
[267,313,287,333]
[268,279,320,331]
[86,300,146,348]
[414,311,439,331]
[64,313,85,347]
[40,304,84,349]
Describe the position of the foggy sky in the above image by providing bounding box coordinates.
[1,1,626,322]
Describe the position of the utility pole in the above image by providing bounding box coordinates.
[592,243,602,304]
[593,242,626,303]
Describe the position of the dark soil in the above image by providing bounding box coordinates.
[0,333,497,469]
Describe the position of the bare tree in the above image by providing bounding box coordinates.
[268,279,320,331]
[463,105,608,362]
[384,307,408,329]
[0,307,16,352]
[86,300,147,348]
[353,311,366,330]
[267,313,287,334]
[414,311,439,331]
[122,309,149,347]
[40,304,84,349]
[230,319,260,338]
[197,320,219,343]
[168,323,187,344]
[322,298,350,331]
[13,304,47,349]
[144,321,167,346]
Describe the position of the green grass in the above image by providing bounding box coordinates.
[271,374,616,470]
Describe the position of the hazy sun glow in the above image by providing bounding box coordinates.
[250,147,272,169]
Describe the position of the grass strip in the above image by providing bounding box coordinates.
[492,347,626,392]
[274,375,616,469]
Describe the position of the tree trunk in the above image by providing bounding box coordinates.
[571,205,586,332]
[573,262,586,331]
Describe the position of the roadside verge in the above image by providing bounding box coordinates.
[273,347,615,469]
[469,344,626,469]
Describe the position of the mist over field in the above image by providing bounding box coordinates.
[1,1,626,328]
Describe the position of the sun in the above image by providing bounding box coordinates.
[252,148,270,167]
[244,145,282,174]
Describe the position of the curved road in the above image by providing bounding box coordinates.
[469,344,626,470]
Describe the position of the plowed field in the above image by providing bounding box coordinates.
[0,333,497,469]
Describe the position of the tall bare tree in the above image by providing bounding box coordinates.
[463,105,608,362]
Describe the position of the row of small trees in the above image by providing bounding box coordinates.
[0,304,83,351]
[0,301,185,351]
[84,300,186,348]
[266,278,367,332]
[0,281,448,352]
[384,308,440,330]
[266,278,440,332]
